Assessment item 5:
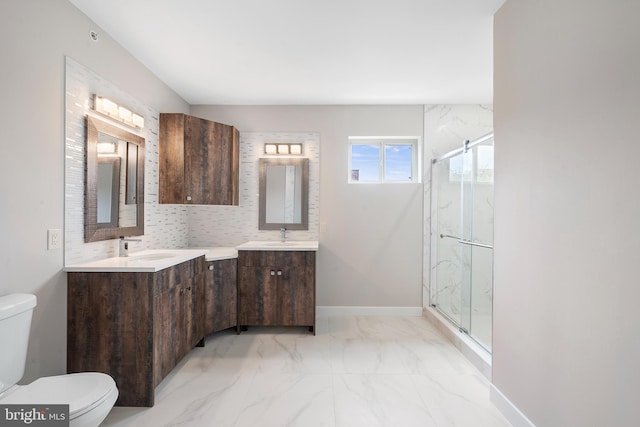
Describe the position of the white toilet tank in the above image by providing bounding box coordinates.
[0,293,37,395]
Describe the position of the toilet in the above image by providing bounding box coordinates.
[0,294,118,427]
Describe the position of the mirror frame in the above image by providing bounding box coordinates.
[259,157,309,231]
[85,116,145,242]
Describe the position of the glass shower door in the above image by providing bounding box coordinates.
[430,150,472,330]
[430,135,494,353]
[468,142,494,351]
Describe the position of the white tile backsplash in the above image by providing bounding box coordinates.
[188,132,320,247]
[64,57,188,265]
[65,59,319,264]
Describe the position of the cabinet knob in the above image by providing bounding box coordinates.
[277,270,282,276]
[208,265,214,271]
[270,270,275,276]
[186,196,192,201]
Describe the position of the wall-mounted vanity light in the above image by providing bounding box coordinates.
[264,143,303,156]
[93,95,145,130]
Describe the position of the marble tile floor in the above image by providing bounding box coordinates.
[102,316,511,427]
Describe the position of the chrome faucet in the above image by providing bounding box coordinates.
[280,227,287,242]
[119,236,141,257]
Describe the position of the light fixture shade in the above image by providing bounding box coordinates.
[118,106,132,123]
[100,97,118,116]
[277,144,289,155]
[264,142,304,156]
[132,113,145,128]
[93,94,145,129]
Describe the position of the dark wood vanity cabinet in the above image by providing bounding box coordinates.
[237,251,316,333]
[203,258,238,335]
[154,261,206,382]
[67,257,206,407]
[159,113,239,205]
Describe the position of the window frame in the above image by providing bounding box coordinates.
[348,136,421,184]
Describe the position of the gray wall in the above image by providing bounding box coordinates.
[192,106,424,308]
[493,1,640,425]
[0,0,424,384]
[0,0,188,382]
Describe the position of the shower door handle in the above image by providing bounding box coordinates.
[439,234,493,249]
[458,239,493,249]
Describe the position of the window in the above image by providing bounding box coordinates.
[349,137,420,183]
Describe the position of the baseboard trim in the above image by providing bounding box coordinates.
[316,306,423,317]
[490,384,536,427]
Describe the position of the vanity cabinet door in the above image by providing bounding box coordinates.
[187,121,239,206]
[174,274,199,362]
[159,113,239,205]
[154,257,206,381]
[277,266,315,326]
[154,284,180,382]
[238,266,278,326]
[158,113,186,204]
[237,250,315,332]
[204,259,238,335]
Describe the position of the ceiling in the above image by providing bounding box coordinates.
[69,0,504,105]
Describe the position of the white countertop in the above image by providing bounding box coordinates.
[236,240,319,251]
[203,247,238,261]
[64,247,238,273]
[64,242,319,273]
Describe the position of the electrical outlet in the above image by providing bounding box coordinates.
[47,229,62,250]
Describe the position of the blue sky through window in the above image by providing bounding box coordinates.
[350,139,417,183]
[351,144,380,182]
[384,144,413,181]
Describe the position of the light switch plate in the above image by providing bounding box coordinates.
[47,229,62,250]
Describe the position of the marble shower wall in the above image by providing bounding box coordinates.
[430,160,467,323]
[187,132,320,247]
[422,105,493,314]
[64,57,189,265]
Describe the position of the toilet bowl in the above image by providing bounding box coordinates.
[0,373,118,427]
[0,293,119,427]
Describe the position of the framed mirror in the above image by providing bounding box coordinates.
[85,116,145,242]
[259,158,309,230]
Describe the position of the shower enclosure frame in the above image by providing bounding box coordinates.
[429,132,494,353]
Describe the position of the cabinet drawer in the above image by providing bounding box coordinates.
[238,250,314,267]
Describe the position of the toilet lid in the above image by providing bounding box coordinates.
[1,373,116,418]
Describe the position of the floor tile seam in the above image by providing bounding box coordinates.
[232,372,338,427]
[330,372,442,427]
[332,372,425,379]
[330,372,339,427]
